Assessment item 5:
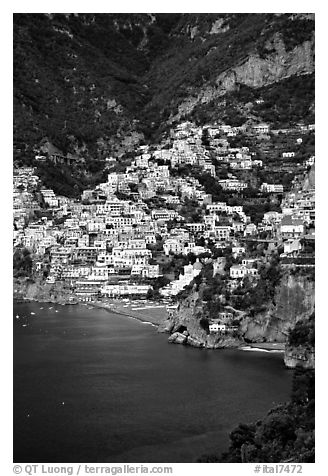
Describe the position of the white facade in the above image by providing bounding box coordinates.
[261,183,284,193]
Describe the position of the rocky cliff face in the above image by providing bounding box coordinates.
[240,273,315,343]
[303,164,315,191]
[218,37,314,90]
[158,289,241,349]
[161,271,314,356]
[176,36,314,118]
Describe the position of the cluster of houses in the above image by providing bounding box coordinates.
[13,168,42,228]
[13,119,315,307]
[158,122,264,177]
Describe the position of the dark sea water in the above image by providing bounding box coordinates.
[14,302,293,463]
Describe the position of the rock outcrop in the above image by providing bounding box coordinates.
[13,278,78,305]
[302,164,315,191]
[284,345,315,369]
[167,330,240,349]
[158,289,242,349]
[161,271,315,364]
[217,37,314,91]
[177,36,314,119]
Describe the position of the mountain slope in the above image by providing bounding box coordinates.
[14,13,153,160]
[145,13,314,123]
[14,13,315,161]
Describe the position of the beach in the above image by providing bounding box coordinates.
[240,342,285,352]
[87,299,169,326]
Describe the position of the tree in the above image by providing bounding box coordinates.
[13,247,33,277]
[201,128,210,147]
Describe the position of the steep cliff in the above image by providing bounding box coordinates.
[176,36,314,119]
[219,37,314,89]
[158,289,241,349]
[240,272,315,342]
[302,164,315,191]
[283,316,315,369]
[161,270,314,353]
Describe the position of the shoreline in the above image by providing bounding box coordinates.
[14,298,286,353]
[87,300,169,327]
[14,296,168,327]
[239,343,285,353]
[91,304,286,352]
[13,296,79,305]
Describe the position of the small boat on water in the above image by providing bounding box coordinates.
[22,324,27,327]
[48,307,53,310]
[16,314,19,319]
[30,312,35,315]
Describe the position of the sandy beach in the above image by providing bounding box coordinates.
[88,299,169,326]
[240,342,285,352]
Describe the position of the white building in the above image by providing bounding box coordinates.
[244,223,257,236]
[163,238,183,256]
[282,152,295,158]
[100,284,151,298]
[280,217,305,238]
[41,189,59,207]
[160,260,203,297]
[230,265,259,279]
[283,239,302,255]
[218,179,248,191]
[253,123,270,134]
[209,323,227,333]
[232,246,246,258]
[260,183,284,193]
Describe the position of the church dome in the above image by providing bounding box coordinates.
[193,258,203,270]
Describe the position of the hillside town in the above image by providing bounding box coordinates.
[12,13,317,468]
[13,120,315,333]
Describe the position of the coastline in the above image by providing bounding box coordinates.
[91,303,286,353]
[14,297,286,353]
[14,296,168,326]
[78,300,169,327]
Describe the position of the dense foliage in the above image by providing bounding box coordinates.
[287,315,315,349]
[13,247,33,278]
[251,74,315,127]
[190,73,314,128]
[14,13,150,161]
[36,160,107,198]
[233,257,282,313]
